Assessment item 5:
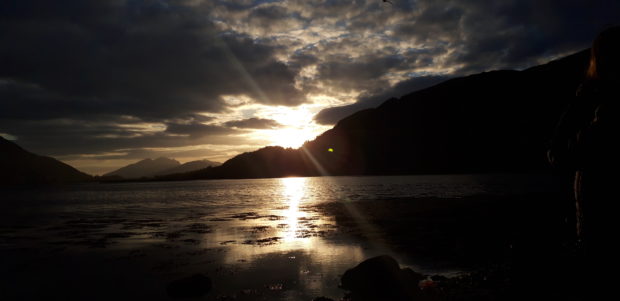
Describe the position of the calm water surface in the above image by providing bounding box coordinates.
[0,175,559,300]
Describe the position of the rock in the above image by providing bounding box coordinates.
[340,255,425,301]
[166,274,212,298]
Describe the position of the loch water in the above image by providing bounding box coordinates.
[0,174,561,300]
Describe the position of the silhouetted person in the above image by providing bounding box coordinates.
[548,25,620,298]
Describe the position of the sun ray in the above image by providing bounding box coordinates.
[300,146,395,255]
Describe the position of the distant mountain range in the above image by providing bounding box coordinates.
[104,158,221,179]
[157,49,590,180]
[0,136,221,185]
[0,136,92,185]
[157,159,221,176]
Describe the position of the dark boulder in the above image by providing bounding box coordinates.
[166,274,212,298]
[340,255,425,301]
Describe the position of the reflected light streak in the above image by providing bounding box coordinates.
[281,177,307,242]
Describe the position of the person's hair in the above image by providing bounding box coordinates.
[586,26,620,80]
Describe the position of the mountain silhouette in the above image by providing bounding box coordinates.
[303,49,590,175]
[104,157,181,179]
[155,159,221,176]
[0,137,92,185]
[158,49,590,181]
[153,146,314,180]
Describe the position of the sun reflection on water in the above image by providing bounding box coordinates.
[281,177,307,242]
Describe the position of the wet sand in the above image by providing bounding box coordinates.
[1,207,348,300]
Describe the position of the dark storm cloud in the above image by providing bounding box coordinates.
[393,5,464,44]
[316,53,404,92]
[250,4,290,20]
[166,114,215,124]
[225,118,281,129]
[165,122,236,139]
[0,0,306,158]
[246,4,308,33]
[314,74,451,125]
[314,0,619,124]
[0,117,249,157]
[0,0,303,122]
[287,51,320,73]
[312,42,446,93]
[389,0,620,72]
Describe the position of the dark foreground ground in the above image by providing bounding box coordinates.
[312,189,583,301]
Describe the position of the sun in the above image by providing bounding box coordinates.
[269,127,314,148]
[242,104,331,149]
[259,105,323,148]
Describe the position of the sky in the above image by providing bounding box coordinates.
[1,0,618,175]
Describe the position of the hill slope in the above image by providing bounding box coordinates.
[0,137,92,185]
[303,49,590,175]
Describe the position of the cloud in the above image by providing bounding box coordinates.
[0,117,252,158]
[165,122,236,138]
[0,0,304,122]
[393,0,620,72]
[310,0,620,124]
[245,4,309,35]
[225,118,282,129]
[316,53,404,92]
